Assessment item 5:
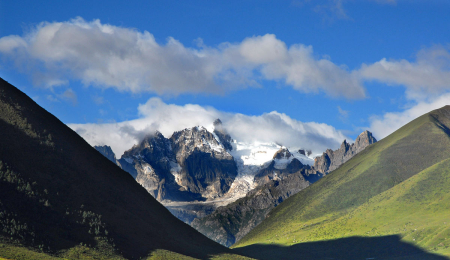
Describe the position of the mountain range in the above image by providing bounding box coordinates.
[191,131,376,246]
[93,108,376,245]
[2,75,449,259]
[95,119,318,224]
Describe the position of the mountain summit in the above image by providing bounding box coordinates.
[117,125,238,202]
[314,130,377,174]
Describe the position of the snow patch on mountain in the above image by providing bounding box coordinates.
[170,161,183,186]
[230,142,314,175]
[219,142,315,200]
[273,150,314,170]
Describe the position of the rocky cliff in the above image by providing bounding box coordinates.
[170,126,237,198]
[118,125,237,202]
[314,130,377,174]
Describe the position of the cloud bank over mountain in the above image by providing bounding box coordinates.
[69,97,348,157]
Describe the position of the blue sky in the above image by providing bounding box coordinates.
[1,0,450,156]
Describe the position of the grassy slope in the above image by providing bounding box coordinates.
[0,77,250,260]
[234,106,450,258]
[0,243,254,260]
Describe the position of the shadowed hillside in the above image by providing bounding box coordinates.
[0,77,250,259]
[235,235,447,260]
[234,105,450,259]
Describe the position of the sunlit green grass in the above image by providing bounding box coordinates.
[234,108,450,258]
[0,243,255,260]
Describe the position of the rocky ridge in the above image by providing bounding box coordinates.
[0,77,241,259]
[314,130,377,174]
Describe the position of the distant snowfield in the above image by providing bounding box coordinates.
[230,141,314,174]
[213,140,316,203]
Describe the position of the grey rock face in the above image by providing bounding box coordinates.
[272,148,292,160]
[118,132,180,200]
[94,145,121,167]
[118,126,237,202]
[314,130,377,174]
[171,126,237,198]
[166,204,217,224]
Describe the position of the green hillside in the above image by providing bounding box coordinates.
[0,77,251,259]
[233,106,450,259]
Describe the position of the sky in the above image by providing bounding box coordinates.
[1,0,450,156]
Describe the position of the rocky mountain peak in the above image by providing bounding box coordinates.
[314,130,377,174]
[123,131,173,160]
[112,125,238,201]
[171,126,231,162]
[213,118,223,127]
[273,148,292,160]
[213,118,233,151]
[354,130,377,153]
[298,149,312,156]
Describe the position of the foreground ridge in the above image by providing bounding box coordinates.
[234,105,450,259]
[0,77,249,259]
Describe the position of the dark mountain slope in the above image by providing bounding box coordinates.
[94,145,121,167]
[234,106,450,259]
[0,77,248,259]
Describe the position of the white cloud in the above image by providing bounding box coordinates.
[0,17,365,99]
[69,98,349,157]
[250,36,364,98]
[358,45,450,140]
[360,45,450,95]
[0,35,26,53]
[368,93,450,139]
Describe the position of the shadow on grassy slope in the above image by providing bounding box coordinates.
[235,235,449,260]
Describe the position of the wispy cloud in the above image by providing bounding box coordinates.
[314,0,349,21]
[337,106,349,122]
[0,17,365,99]
[60,88,77,105]
[292,0,396,21]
